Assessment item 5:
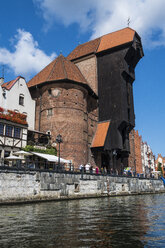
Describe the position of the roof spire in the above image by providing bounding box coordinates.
[127,17,131,27]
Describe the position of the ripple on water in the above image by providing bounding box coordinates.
[0,194,165,247]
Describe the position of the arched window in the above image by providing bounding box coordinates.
[19,94,24,106]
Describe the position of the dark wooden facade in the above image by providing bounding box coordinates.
[95,38,144,172]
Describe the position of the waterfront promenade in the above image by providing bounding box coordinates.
[0,166,164,205]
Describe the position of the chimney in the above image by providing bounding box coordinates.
[0,77,4,86]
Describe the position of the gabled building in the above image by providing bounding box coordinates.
[28,27,143,172]
[129,129,156,176]
[0,76,35,130]
[155,154,165,177]
[141,142,155,175]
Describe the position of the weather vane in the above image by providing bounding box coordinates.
[127,17,131,27]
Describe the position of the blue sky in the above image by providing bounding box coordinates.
[0,0,165,157]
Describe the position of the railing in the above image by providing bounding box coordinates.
[0,163,159,180]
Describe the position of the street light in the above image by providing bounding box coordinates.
[56,134,63,170]
[112,149,117,175]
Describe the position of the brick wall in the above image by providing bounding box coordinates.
[74,55,98,94]
[128,129,136,171]
[31,81,98,168]
[129,129,143,174]
[134,130,143,174]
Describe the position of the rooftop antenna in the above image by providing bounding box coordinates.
[127,17,131,27]
[2,64,4,79]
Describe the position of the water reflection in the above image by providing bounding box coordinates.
[0,194,165,247]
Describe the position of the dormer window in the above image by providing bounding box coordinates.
[19,94,24,106]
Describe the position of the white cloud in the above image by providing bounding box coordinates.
[34,0,165,47]
[0,29,56,78]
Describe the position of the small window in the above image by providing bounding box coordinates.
[14,127,21,139]
[0,123,4,135]
[19,94,24,106]
[6,125,13,137]
[47,109,52,116]
[48,89,52,95]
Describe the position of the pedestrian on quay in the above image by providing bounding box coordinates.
[79,164,83,173]
[85,163,90,173]
[96,166,99,174]
[90,164,93,174]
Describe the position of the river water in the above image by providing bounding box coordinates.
[0,194,165,248]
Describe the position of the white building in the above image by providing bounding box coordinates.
[141,141,155,175]
[0,76,35,130]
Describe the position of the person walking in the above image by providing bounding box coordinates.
[85,163,90,173]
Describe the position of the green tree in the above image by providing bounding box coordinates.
[157,162,163,175]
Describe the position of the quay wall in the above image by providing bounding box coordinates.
[0,170,165,204]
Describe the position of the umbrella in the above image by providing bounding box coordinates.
[14,151,32,156]
[5,155,23,160]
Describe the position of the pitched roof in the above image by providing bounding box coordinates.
[27,54,87,88]
[91,121,110,148]
[67,27,136,61]
[2,76,21,90]
[67,38,101,61]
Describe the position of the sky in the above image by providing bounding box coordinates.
[0,0,165,157]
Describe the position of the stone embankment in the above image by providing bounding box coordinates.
[0,169,164,204]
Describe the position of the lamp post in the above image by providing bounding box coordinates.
[113,149,117,175]
[56,134,63,171]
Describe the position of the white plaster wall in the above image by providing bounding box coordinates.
[0,86,3,107]
[0,77,35,130]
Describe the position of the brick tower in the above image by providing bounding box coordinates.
[28,55,97,167]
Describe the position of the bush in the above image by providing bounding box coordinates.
[23,145,57,155]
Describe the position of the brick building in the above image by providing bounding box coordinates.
[129,129,156,175]
[28,27,143,171]
[129,129,143,174]
[155,154,165,177]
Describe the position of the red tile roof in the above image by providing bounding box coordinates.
[91,121,110,148]
[67,27,136,61]
[2,76,21,90]
[27,54,87,88]
[67,38,101,61]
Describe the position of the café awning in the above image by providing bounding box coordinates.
[31,152,71,164]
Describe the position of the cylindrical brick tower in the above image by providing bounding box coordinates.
[28,55,97,168]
